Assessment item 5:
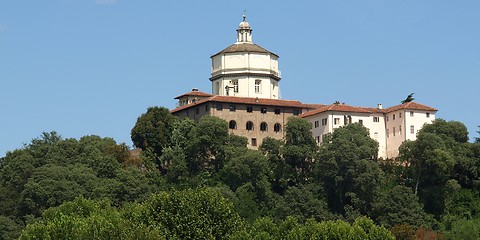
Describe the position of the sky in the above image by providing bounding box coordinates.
[1,1,479,156]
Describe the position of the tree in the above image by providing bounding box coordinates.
[476,125,480,143]
[372,185,432,228]
[131,107,177,157]
[315,123,382,217]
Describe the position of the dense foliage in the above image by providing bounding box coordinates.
[1,106,479,239]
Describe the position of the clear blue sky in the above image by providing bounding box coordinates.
[1,1,479,156]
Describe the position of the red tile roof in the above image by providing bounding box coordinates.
[385,102,438,113]
[300,103,373,118]
[174,90,213,99]
[171,95,305,113]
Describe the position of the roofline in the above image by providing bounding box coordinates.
[210,72,281,81]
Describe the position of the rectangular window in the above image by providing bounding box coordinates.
[216,103,223,110]
[373,116,379,122]
[261,107,267,114]
[229,105,236,111]
[255,80,261,93]
[274,108,281,114]
[358,119,363,125]
[247,106,253,113]
[205,105,209,112]
[374,132,378,139]
[393,127,396,136]
[410,111,414,117]
[314,121,319,128]
[322,118,327,126]
[399,125,402,135]
[334,118,340,125]
[426,113,430,118]
[386,116,389,121]
[315,136,320,143]
[393,114,396,120]
[251,138,257,147]
[293,109,300,116]
[410,125,415,134]
[399,112,402,118]
[232,80,239,93]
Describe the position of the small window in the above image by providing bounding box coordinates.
[314,120,319,128]
[274,108,281,115]
[232,79,239,93]
[293,109,300,116]
[393,114,396,120]
[393,127,396,136]
[386,116,389,121]
[410,111,414,117]
[255,80,261,93]
[274,123,282,132]
[216,103,223,110]
[399,112,402,118]
[229,120,237,129]
[205,105,209,112]
[426,113,430,118]
[334,118,340,125]
[251,138,257,146]
[315,136,320,143]
[358,119,363,125]
[260,122,268,132]
[373,116,379,122]
[261,107,267,114]
[195,108,199,114]
[374,132,378,139]
[399,125,402,135]
[246,121,254,131]
[247,106,253,113]
[322,118,327,126]
[229,105,236,111]
[410,125,415,134]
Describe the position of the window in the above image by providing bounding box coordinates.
[251,138,257,146]
[216,103,223,110]
[314,120,319,128]
[386,116,389,121]
[293,109,300,116]
[334,118,340,125]
[393,114,396,120]
[410,125,415,134]
[387,129,389,138]
[373,116,379,122]
[261,107,267,114]
[229,120,237,129]
[315,136,320,143]
[358,119,363,125]
[255,80,261,93]
[231,79,239,93]
[260,122,268,132]
[247,106,253,112]
[322,118,327,126]
[246,121,254,131]
[274,123,282,132]
[410,111,414,117]
[229,105,236,111]
[393,127,396,136]
[399,112,402,118]
[205,105,209,112]
[426,113,430,118]
[374,132,378,139]
[274,108,281,115]
[399,125,402,135]
[195,108,199,114]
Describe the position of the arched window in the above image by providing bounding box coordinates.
[229,120,237,129]
[274,123,282,132]
[246,121,254,131]
[260,122,268,132]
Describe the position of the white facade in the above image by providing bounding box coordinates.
[302,103,437,159]
[210,16,281,99]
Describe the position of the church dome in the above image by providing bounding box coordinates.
[238,20,250,29]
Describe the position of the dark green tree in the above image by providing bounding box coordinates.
[131,107,177,157]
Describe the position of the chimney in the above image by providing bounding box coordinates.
[192,88,199,92]
[377,103,383,109]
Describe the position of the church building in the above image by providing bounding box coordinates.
[171,16,437,159]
